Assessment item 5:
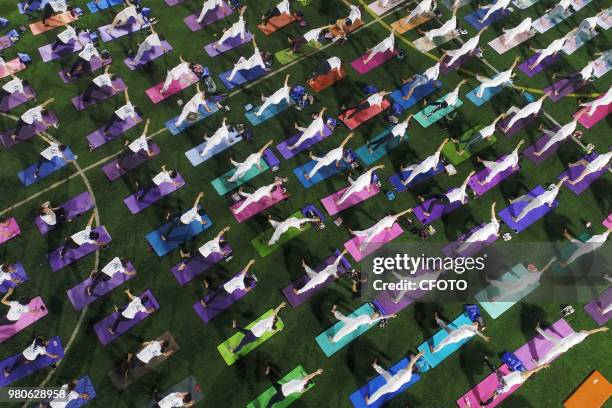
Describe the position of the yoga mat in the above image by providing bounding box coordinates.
[351,49,398,75]
[369,0,409,15]
[456,364,515,408]
[497,110,538,136]
[442,126,497,165]
[322,184,380,216]
[250,211,311,257]
[414,96,464,127]
[47,227,111,272]
[0,59,26,80]
[338,99,391,130]
[598,8,612,29]
[144,376,203,408]
[293,156,352,189]
[257,14,297,35]
[276,125,333,160]
[308,68,347,92]
[391,15,431,34]
[245,98,295,126]
[0,85,36,113]
[87,0,124,13]
[584,288,612,326]
[513,318,574,370]
[574,103,611,129]
[217,309,285,365]
[563,30,598,55]
[219,66,267,90]
[414,31,461,52]
[0,112,59,148]
[354,129,404,166]
[123,174,186,215]
[59,57,112,83]
[275,42,319,65]
[413,192,466,225]
[372,281,427,316]
[124,41,173,69]
[488,30,535,54]
[98,20,150,43]
[30,12,78,35]
[247,366,314,408]
[0,218,20,245]
[0,297,48,343]
[102,143,161,181]
[464,7,511,31]
[92,289,159,345]
[146,72,199,104]
[0,263,28,294]
[440,51,477,74]
[86,114,143,150]
[519,52,560,77]
[206,32,254,57]
[349,359,421,408]
[18,148,75,187]
[67,262,136,311]
[604,213,612,229]
[0,37,13,51]
[170,243,232,285]
[344,223,404,262]
[388,162,445,192]
[65,376,96,407]
[498,185,559,232]
[72,78,127,110]
[212,159,270,196]
[165,103,221,136]
[466,77,509,106]
[442,223,499,257]
[38,32,91,62]
[185,131,242,166]
[532,9,573,33]
[390,79,442,110]
[544,77,586,102]
[417,313,473,368]
[558,152,609,195]
[165,0,182,6]
[18,0,42,14]
[183,3,234,32]
[475,264,536,319]
[0,336,63,387]
[564,371,612,408]
[468,157,520,196]
[230,186,287,223]
[146,214,213,257]
[34,192,94,235]
[523,127,563,164]
[315,303,378,357]
[193,271,257,323]
[281,250,351,307]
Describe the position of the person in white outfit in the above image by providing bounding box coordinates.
[267,214,318,246]
[178,226,231,271]
[214,6,248,49]
[532,323,608,366]
[47,380,90,408]
[261,0,293,25]
[130,25,167,66]
[365,351,425,405]
[363,30,395,65]
[227,140,273,183]
[116,119,155,170]
[528,37,567,71]
[288,25,332,54]
[160,192,207,241]
[420,7,460,41]
[424,80,466,118]
[197,0,227,24]
[401,63,440,101]
[229,302,286,354]
[400,139,448,186]
[429,311,489,353]
[154,392,194,408]
[510,178,565,223]
[403,0,436,25]
[418,171,475,217]
[86,257,135,296]
[305,133,354,180]
[476,57,520,98]
[107,4,146,33]
[501,17,533,46]
[293,250,348,296]
[503,96,547,132]
[328,304,395,343]
[552,59,596,97]
[228,39,267,82]
[349,209,413,251]
[566,149,612,185]
[1,72,33,100]
[32,133,74,179]
[478,0,511,23]
[337,165,384,206]
[487,259,556,302]
[161,55,194,94]
[200,260,257,307]
[289,107,328,150]
[443,28,486,67]
[454,115,504,156]
[107,290,156,335]
[340,90,390,120]
[533,121,578,156]
[10,98,55,141]
[124,339,174,378]
[256,74,292,117]
[101,90,139,136]
[476,140,524,185]
[456,203,500,253]
[199,117,234,158]
[579,86,612,116]
[560,228,611,267]
[174,83,213,128]
[367,114,412,152]
[233,178,288,214]
[263,368,324,407]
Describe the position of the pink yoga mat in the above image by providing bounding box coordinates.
[321,184,380,215]
[344,223,404,262]
[0,218,20,245]
[0,297,48,343]
[574,103,611,129]
[603,213,612,229]
[513,318,574,370]
[351,49,398,74]
[584,287,612,326]
[230,187,288,223]
[145,72,199,104]
[0,59,26,80]
[456,365,516,408]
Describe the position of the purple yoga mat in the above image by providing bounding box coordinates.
[0,336,63,387]
[87,114,143,150]
[0,263,28,294]
[584,287,612,326]
[92,289,159,345]
[281,251,351,307]
[102,143,161,181]
[59,57,112,83]
[373,278,427,315]
[0,35,14,51]
[498,185,559,233]
[0,85,36,113]
[124,41,173,70]
[558,153,609,195]
[276,125,333,160]
[47,226,111,272]
[123,174,186,215]
[67,262,136,311]
[71,79,126,111]
[497,111,538,136]
[98,20,149,42]
[193,272,257,323]
[351,49,398,74]
[38,32,90,62]
[544,77,586,102]
[183,3,235,32]
[519,53,560,77]
[0,112,59,148]
[204,32,253,57]
[34,192,94,235]
[468,158,520,196]
[0,297,47,343]
[522,127,563,164]
[440,50,477,74]
[170,244,232,285]
[513,318,574,370]
[413,194,465,225]
[442,223,499,257]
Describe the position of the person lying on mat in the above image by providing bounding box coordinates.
[1,72,34,99]
[579,86,612,117]
[368,113,412,152]
[263,368,324,408]
[362,30,395,65]
[42,0,72,26]
[420,6,463,42]
[178,226,231,271]
[336,165,385,206]
[160,55,196,94]
[400,138,448,186]
[403,0,437,25]
[476,139,524,185]
[214,6,248,50]
[429,311,489,354]
[293,250,348,296]
[175,83,216,128]
[503,96,546,133]
[130,25,167,66]
[475,56,520,98]
[509,178,565,224]
[228,39,268,82]
[478,0,511,24]
[230,302,287,354]
[66,39,101,78]
[50,24,82,51]
[10,98,55,141]
[107,290,155,335]
[348,209,413,251]
[267,213,318,246]
[261,0,293,25]
[565,148,612,185]
[289,107,328,150]
[328,304,395,343]
[288,25,332,55]
[486,258,556,302]
[533,120,579,156]
[154,392,194,408]
[532,322,608,366]
[32,134,74,179]
[456,202,500,254]
[136,165,182,201]
[0,288,38,327]
[442,27,486,67]
[501,17,532,46]
[233,177,289,214]
[365,351,425,405]
[82,66,121,104]
[160,192,207,241]
[304,133,354,180]
[424,80,466,119]
[309,57,343,85]
[107,4,147,33]
[227,140,274,183]
[0,263,23,287]
[3,336,60,377]
[123,339,174,378]
[87,257,135,296]
[551,59,596,97]
[340,91,390,121]
[102,89,139,136]
[256,74,292,117]
[559,227,611,267]
[201,259,257,307]
[116,119,155,170]
[528,37,567,71]
[401,63,440,101]
[43,379,90,408]
[453,115,503,156]
[59,213,104,259]
[197,0,226,24]
[417,171,475,217]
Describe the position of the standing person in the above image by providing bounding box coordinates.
[454,114,504,156]
[565,149,612,185]
[476,57,520,98]
[123,339,174,378]
[200,117,232,158]
[59,213,104,259]
[106,4,147,34]
[533,120,578,157]
[510,178,566,223]
[560,228,611,267]
[368,114,412,153]
[578,86,612,117]
[365,352,425,405]
[532,323,608,366]
[429,311,489,353]
[266,213,318,246]
[501,17,532,46]
[1,72,34,99]
[0,288,36,327]
[420,7,460,41]
[287,25,332,55]
[348,209,413,251]
[478,0,511,23]
[305,133,354,180]
[289,107,328,150]
[424,80,466,118]
[402,0,437,25]
[340,91,390,120]
[136,165,183,201]
[153,392,194,408]
[66,40,101,78]
[177,226,231,271]
[3,337,60,377]
[256,74,292,117]
[103,90,138,136]
[130,25,167,66]
[293,250,348,295]
[261,0,293,25]
[230,302,287,354]
[442,28,486,67]
[362,30,395,65]
[200,260,257,307]
[42,0,70,26]
[227,39,267,82]
[82,66,121,104]
[328,304,395,343]
[0,263,23,287]
[233,178,288,215]
[227,140,274,183]
[107,290,156,335]
[174,83,213,128]
[160,192,207,241]
[337,165,385,206]
[160,55,195,94]
[50,24,81,51]
[10,98,55,141]
[116,119,155,170]
[476,139,525,186]
[86,257,136,296]
[44,379,90,408]
[214,6,248,50]
[400,139,448,186]
[528,37,567,71]
[197,0,226,24]
[417,171,475,217]
[502,96,547,133]
[456,203,500,253]
[263,368,324,408]
[32,134,74,179]
[551,59,596,97]
[401,63,441,101]
[487,259,556,302]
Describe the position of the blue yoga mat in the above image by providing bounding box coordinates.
[417,313,473,369]
[19,0,42,14]
[390,79,442,110]
[464,6,511,31]
[86,0,123,13]
[165,103,220,136]
[212,159,270,195]
[354,129,406,166]
[245,98,294,126]
[71,376,97,407]
[0,336,64,386]
[184,131,242,166]
[219,66,267,90]
[18,148,75,186]
[146,213,213,257]
[475,264,535,319]
[293,156,351,189]
[315,303,377,357]
[388,162,445,192]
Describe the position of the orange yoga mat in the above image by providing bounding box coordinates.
[564,370,612,408]
[308,68,347,92]
[330,19,364,38]
[257,13,297,35]
[30,12,78,35]
[390,14,431,34]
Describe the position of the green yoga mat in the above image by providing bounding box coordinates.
[211,159,270,196]
[414,96,464,128]
[251,211,311,257]
[274,42,319,65]
[442,125,497,165]
[551,232,592,275]
[246,365,314,408]
[217,309,285,366]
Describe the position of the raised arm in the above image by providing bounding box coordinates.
[216,225,231,240]
[514,139,526,152]
[461,171,476,189]
[179,54,187,64]
[142,118,151,138]
[284,74,290,87]
[41,98,55,109]
[437,138,450,153]
[490,202,497,220]
[124,89,130,105]
[509,56,521,71]
[272,301,287,315]
[340,132,354,148]
[86,212,96,228]
[407,350,425,371]
[303,368,324,382]
[193,191,204,209]
[259,139,274,155]
[242,259,256,275]
[394,208,413,218]
[125,289,135,301]
[1,287,13,305]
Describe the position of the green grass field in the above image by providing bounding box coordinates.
[0,0,610,406]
